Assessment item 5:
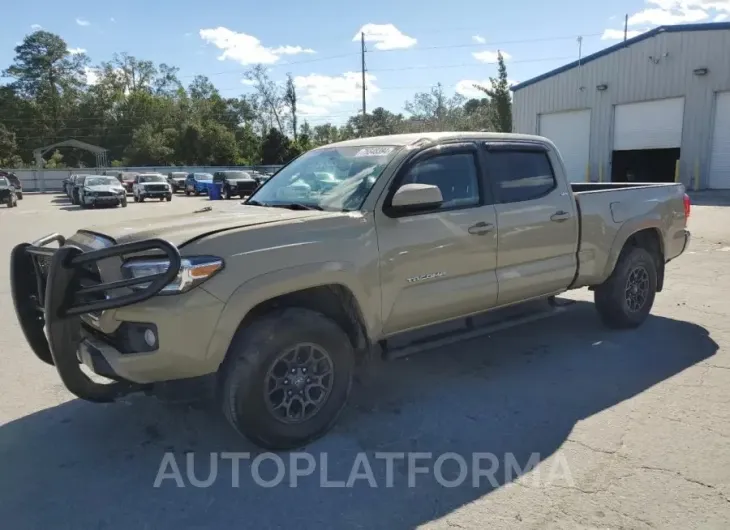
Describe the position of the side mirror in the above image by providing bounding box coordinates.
[391,183,443,212]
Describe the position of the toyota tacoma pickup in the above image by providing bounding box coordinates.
[10,132,691,449]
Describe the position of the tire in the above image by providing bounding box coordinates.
[185,189,191,196]
[139,195,145,203]
[16,192,23,200]
[133,195,139,203]
[594,246,657,329]
[195,190,201,196]
[166,195,172,202]
[224,186,232,200]
[220,308,355,450]
[121,200,127,208]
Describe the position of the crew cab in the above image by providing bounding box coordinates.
[168,172,188,193]
[185,172,214,196]
[10,132,690,450]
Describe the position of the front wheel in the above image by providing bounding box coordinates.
[594,247,657,329]
[195,190,201,196]
[224,186,233,200]
[16,192,23,200]
[220,308,355,450]
[121,200,128,208]
[166,195,172,202]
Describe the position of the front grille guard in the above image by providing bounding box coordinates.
[10,234,181,402]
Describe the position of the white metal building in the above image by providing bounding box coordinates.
[511,22,730,189]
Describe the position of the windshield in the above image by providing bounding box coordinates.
[0,178,7,187]
[86,177,119,187]
[139,175,165,183]
[247,145,399,211]
[196,173,213,181]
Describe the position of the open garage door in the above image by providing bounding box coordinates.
[709,92,730,189]
[539,109,590,183]
[612,98,684,182]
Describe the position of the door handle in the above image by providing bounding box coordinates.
[550,210,571,222]
[468,221,494,235]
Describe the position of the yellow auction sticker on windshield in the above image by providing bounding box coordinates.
[354,147,395,157]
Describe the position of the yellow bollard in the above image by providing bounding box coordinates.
[585,164,590,183]
[674,159,680,183]
[693,159,700,191]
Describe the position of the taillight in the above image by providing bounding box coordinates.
[683,193,691,219]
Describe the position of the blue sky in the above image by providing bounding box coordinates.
[2,0,729,125]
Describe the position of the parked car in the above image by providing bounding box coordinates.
[62,176,74,197]
[133,173,172,202]
[0,171,23,199]
[78,175,128,208]
[184,172,214,196]
[213,170,259,199]
[9,132,691,451]
[167,172,188,193]
[0,176,18,207]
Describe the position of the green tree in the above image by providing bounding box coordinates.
[44,149,65,168]
[3,31,89,135]
[284,73,298,142]
[0,123,20,165]
[261,128,291,164]
[473,51,512,132]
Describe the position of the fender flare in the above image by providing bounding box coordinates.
[602,216,665,281]
[204,261,378,368]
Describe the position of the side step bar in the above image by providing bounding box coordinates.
[381,296,576,361]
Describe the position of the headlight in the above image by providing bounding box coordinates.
[121,256,224,294]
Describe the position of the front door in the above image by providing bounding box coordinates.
[375,143,499,336]
[484,142,579,306]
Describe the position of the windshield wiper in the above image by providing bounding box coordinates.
[244,199,265,206]
[274,203,323,211]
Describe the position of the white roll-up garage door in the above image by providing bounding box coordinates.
[709,92,730,189]
[613,97,685,151]
[539,109,591,183]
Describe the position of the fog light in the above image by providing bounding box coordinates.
[144,329,157,348]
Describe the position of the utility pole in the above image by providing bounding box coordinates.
[624,14,629,42]
[361,32,367,131]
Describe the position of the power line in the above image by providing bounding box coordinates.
[368,33,603,54]
[369,55,575,73]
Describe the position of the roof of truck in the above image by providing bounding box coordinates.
[318,132,546,149]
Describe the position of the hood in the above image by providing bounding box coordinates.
[227,177,257,183]
[86,184,125,192]
[82,204,334,247]
[139,181,169,186]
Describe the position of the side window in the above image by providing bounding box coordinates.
[400,152,480,210]
[489,150,556,204]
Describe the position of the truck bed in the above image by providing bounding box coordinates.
[570,181,688,288]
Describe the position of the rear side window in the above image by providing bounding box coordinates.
[489,150,556,203]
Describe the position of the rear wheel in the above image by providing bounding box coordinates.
[224,186,233,200]
[220,308,355,450]
[16,192,23,200]
[166,195,172,202]
[594,247,657,329]
[185,189,191,196]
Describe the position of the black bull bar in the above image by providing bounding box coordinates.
[10,234,181,402]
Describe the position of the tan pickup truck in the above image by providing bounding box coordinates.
[11,132,691,449]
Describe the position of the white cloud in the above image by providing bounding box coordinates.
[715,12,730,20]
[294,72,380,117]
[298,103,334,118]
[31,24,42,30]
[628,6,707,24]
[354,23,417,50]
[270,45,315,55]
[84,67,99,85]
[76,18,90,27]
[110,17,116,23]
[472,50,512,63]
[240,78,256,86]
[455,78,518,98]
[472,35,486,44]
[601,28,648,40]
[68,47,86,54]
[199,27,315,65]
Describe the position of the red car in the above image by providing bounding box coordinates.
[116,172,138,194]
[0,171,22,199]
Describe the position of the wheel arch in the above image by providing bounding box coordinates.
[604,225,665,291]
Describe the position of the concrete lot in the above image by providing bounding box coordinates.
[0,193,728,529]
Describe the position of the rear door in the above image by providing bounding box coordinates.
[375,142,499,335]
[483,142,579,306]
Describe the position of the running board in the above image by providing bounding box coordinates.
[381,296,576,361]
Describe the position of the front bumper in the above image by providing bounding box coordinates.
[84,195,126,206]
[8,234,217,402]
